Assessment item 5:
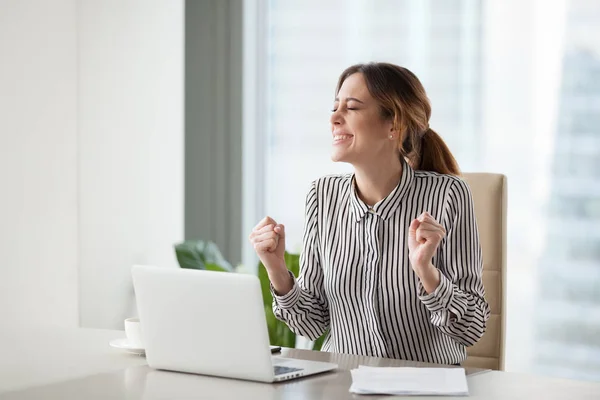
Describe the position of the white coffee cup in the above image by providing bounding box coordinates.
[125,317,144,348]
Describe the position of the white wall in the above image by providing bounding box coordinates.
[0,0,184,329]
[0,0,79,328]
[78,0,184,329]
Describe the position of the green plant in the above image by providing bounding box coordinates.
[258,252,327,351]
[174,240,233,272]
[173,240,326,350]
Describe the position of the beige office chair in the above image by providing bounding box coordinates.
[460,173,507,371]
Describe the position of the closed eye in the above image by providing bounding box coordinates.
[331,108,358,112]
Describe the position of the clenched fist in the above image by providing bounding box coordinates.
[248,216,293,295]
[408,211,445,294]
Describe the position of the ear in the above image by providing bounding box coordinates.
[384,112,402,139]
[388,123,401,140]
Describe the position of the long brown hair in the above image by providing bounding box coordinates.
[336,63,460,175]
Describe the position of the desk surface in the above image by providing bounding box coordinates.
[0,326,147,393]
[1,327,599,399]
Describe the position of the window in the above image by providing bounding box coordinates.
[244,0,600,381]
[262,0,484,250]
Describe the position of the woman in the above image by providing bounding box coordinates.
[249,62,490,365]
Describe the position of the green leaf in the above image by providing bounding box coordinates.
[282,326,296,348]
[264,306,279,344]
[205,263,228,272]
[174,241,206,270]
[258,261,273,308]
[284,252,301,277]
[312,330,328,351]
[257,251,305,348]
[174,240,233,271]
[202,241,234,271]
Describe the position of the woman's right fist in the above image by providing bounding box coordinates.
[249,216,287,273]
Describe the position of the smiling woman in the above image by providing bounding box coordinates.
[249,62,490,365]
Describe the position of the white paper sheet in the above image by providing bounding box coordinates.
[349,366,469,396]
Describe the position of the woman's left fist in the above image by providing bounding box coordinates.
[408,211,446,274]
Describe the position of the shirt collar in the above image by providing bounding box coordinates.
[350,158,415,222]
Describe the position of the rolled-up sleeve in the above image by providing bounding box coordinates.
[417,179,491,347]
[272,182,330,341]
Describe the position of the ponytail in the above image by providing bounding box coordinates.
[402,128,460,176]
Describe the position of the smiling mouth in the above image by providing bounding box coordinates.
[333,134,353,144]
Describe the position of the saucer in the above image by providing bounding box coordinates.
[109,338,145,355]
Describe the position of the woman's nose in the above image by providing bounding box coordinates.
[330,109,342,125]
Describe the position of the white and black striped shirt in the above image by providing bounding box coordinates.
[272,160,490,365]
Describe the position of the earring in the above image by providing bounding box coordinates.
[389,135,394,139]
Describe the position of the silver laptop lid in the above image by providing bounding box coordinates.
[131,265,275,382]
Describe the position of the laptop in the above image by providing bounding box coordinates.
[131,265,337,383]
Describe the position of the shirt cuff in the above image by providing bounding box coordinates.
[417,271,453,313]
[270,270,301,309]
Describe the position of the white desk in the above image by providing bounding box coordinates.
[0,326,146,393]
[1,327,599,399]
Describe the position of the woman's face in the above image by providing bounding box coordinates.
[330,72,397,165]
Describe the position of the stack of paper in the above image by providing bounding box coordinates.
[350,366,469,396]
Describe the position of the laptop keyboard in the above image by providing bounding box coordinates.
[274,365,303,376]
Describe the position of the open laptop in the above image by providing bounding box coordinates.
[131,265,337,383]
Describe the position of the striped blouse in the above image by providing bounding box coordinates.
[272,160,490,365]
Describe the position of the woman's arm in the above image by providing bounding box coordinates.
[417,179,491,347]
[272,182,330,340]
